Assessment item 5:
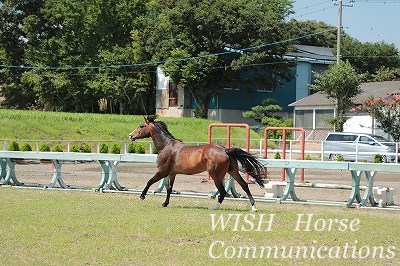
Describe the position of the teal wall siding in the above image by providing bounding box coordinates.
[209,69,297,113]
[193,63,329,113]
[210,80,296,112]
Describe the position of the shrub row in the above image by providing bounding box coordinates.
[6,141,155,154]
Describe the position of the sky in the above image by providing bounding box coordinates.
[291,0,400,49]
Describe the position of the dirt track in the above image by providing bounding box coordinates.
[5,161,400,206]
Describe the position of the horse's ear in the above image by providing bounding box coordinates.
[147,115,157,123]
[144,116,148,123]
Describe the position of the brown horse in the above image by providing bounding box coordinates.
[129,115,266,211]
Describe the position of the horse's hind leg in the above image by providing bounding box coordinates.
[162,174,176,207]
[210,176,227,210]
[140,172,167,200]
[229,170,257,212]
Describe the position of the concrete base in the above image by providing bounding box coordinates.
[264,181,286,198]
[373,187,395,207]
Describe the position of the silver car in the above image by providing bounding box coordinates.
[323,132,398,163]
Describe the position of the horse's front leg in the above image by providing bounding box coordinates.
[140,172,167,200]
[162,174,176,207]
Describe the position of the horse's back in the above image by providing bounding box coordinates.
[170,143,229,174]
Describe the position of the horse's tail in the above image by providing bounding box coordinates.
[226,148,266,187]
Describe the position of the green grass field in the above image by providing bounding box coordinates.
[1,187,399,265]
[1,109,400,265]
[0,109,263,150]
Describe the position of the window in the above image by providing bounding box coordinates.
[326,134,357,142]
[295,110,313,128]
[359,136,374,143]
[257,86,273,92]
[315,109,334,128]
[168,81,178,107]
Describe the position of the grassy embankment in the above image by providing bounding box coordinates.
[0,109,263,151]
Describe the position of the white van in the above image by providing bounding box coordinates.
[323,132,397,163]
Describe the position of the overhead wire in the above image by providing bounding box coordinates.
[0,29,337,72]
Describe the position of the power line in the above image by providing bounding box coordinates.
[293,0,333,12]
[291,5,336,19]
[0,29,337,71]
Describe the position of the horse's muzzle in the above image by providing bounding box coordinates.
[129,134,136,141]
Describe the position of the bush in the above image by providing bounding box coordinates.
[128,142,136,153]
[21,143,32,151]
[70,143,91,153]
[8,141,19,151]
[337,154,345,162]
[305,154,312,160]
[81,143,91,153]
[274,152,281,159]
[374,154,383,163]
[135,144,146,154]
[70,144,80,152]
[99,143,109,153]
[128,142,146,154]
[52,144,63,152]
[39,143,50,152]
[110,143,120,154]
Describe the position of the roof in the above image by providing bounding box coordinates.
[289,80,400,108]
[286,45,336,64]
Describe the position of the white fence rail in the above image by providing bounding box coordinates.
[2,139,400,163]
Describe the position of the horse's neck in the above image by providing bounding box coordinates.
[150,130,177,152]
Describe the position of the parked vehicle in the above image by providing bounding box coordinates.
[322,132,398,163]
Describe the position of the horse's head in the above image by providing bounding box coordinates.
[129,115,157,141]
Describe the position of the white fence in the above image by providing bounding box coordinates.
[2,138,400,163]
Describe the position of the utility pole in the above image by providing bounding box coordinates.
[334,0,354,64]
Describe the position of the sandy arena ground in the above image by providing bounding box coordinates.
[3,160,400,207]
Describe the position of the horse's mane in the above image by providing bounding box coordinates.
[146,115,182,142]
[153,120,182,142]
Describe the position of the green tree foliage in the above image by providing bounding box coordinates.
[287,20,338,47]
[243,98,292,139]
[0,0,155,113]
[310,61,362,131]
[341,38,400,81]
[0,0,39,108]
[371,67,400,82]
[243,98,291,126]
[145,0,294,118]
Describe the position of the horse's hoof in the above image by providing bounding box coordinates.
[250,205,258,212]
[162,203,168,207]
[140,195,145,200]
[209,202,221,210]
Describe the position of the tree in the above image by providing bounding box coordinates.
[371,67,400,82]
[0,0,155,113]
[243,98,284,125]
[287,19,338,47]
[243,98,292,138]
[353,94,400,141]
[145,0,294,118]
[341,38,400,81]
[310,61,362,131]
[0,0,41,108]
